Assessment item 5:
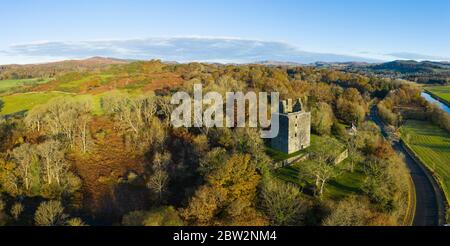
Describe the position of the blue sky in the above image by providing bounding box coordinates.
[1,0,449,64]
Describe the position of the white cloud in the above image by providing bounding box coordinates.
[386,52,450,61]
[0,36,392,65]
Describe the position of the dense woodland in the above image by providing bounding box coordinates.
[0,60,448,226]
[337,60,450,85]
[377,85,450,131]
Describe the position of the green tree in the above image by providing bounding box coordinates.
[311,102,334,135]
[336,99,366,125]
[336,88,367,125]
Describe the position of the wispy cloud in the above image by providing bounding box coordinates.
[1,37,383,65]
[7,37,448,65]
[386,52,450,61]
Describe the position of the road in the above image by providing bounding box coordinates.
[370,107,445,226]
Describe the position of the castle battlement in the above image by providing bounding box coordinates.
[279,98,304,114]
[272,98,311,154]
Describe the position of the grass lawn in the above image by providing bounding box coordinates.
[273,160,365,200]
[266,134,344,162]
[0,78,51,93]
[425,85,450,105]
[400,120,450,205]
[265,147,305,162]
[272,134,362,200]
[308,134,345,152]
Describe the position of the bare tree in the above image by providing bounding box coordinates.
[301,160,340,197]
[260,178,307,225]
[101,91,128,121]
[147,151,171,202]
[323,196,371,226]
[24,104,47,132]
[102,93,157,133]
[34,200,68,226]
[11,144,36,191]
[155,96,173,122]
[26,97,93,153]
[138,94,158,125]
[101,93,166,150]
[346,135,363,172]
[10,202,24,221]
[299,137,342,197]
[77,113,91,154]
[36,140,69,186]
[65,217,87,226]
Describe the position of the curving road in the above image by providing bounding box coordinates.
[370,107,445,226]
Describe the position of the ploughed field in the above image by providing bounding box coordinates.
[400,120,450,205]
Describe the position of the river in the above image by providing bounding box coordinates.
[421,92,450,114]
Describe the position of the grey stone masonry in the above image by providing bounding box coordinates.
[271,98,311,154]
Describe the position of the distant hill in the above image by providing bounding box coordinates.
[0,57,129,80]
[315,60,450,85]
[312,61,371,69]
[253,60,304,66]
[2,57,449,85]
[370,60,450,73]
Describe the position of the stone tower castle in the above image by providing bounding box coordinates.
[271,98,311,154]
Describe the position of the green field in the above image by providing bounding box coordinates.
[0,78,51,93]
[57,74,114,92]
[0,71,155,116]
[425,85,450,106]
[0,90,126,116]
[401,120,450,205]
[0,92,73,115]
